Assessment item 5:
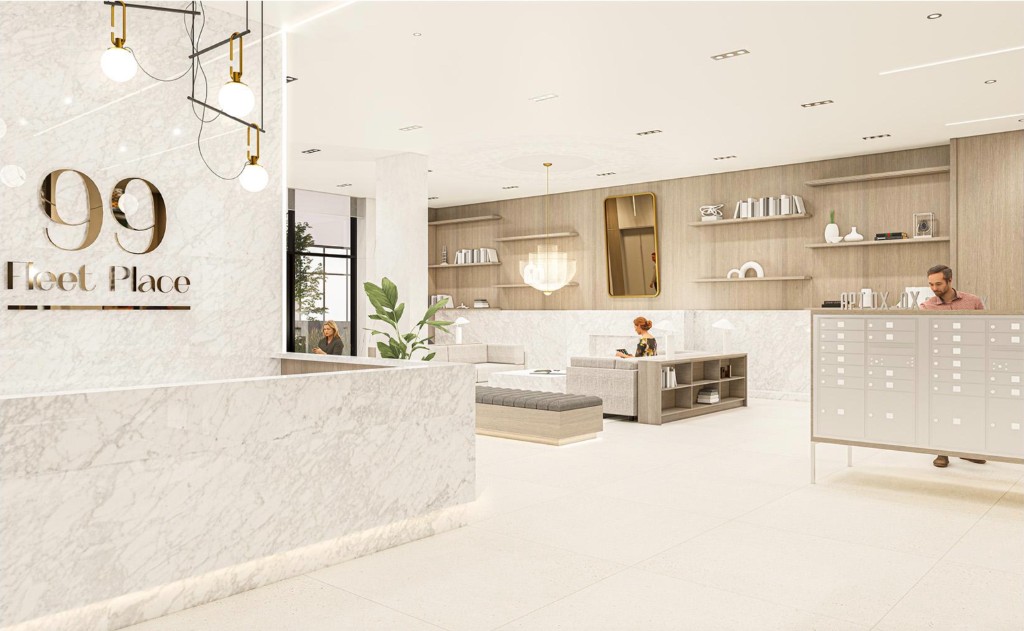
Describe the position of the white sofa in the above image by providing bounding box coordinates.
[566,356,639,417]
[431,344,526,383]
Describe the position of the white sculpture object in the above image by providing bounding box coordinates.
[700,204,724,221]
[726,268,742,279]
[844,226,864,242]
[738,261,765,278]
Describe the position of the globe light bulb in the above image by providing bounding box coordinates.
[219,80,255,117]
[118,192,139,216]
[101,46,137,82]
[1,164,27,188]
[239,162,268,192]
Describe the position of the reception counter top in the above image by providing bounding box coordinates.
[0,355,476,630]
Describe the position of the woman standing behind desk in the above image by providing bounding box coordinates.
[313,321,346,356]
[616,316,658,358]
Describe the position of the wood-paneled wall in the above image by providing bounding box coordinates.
[427,139,1019,310]
[952,130,1024,312]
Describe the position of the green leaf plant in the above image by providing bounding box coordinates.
[364,277,454,360]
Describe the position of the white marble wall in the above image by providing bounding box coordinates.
[436,309,810,400]
[0,359,476,630]
[375,153,428,325]
[0,2,282,395]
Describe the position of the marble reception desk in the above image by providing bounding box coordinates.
[0,354,475,631]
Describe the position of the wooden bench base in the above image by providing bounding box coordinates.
[476,403,603,446]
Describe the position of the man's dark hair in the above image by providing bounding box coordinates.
[928,264,953,281]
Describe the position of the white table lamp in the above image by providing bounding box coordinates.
[454,317,470,344]
[653,320,677,355]
[711,318,735,353]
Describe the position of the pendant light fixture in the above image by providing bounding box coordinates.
[239,124,268,192]
[218,32,255,117]
[100,1,138,82]
[519,163,577,295]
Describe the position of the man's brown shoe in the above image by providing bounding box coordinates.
[960,458,987,464]
[933,455,949,468]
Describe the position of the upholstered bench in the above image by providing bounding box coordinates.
[475,386,604,446]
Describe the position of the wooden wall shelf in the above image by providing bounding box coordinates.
[428,215,502,227]
[428,262,501,269]
[494,231,579,242]
[694,276,812,283]
[689,214,811,227]
[804,166,949,187]
[495,282,580,288]
[805,237,950,249]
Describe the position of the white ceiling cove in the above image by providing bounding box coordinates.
[283,1,1024,207]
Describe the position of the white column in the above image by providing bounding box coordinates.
[374,153,428,334]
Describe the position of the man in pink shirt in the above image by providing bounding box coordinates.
[919,264,986,467]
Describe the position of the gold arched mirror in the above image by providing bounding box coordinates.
[604,192,659,297]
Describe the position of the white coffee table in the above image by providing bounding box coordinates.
[488,369,567,393]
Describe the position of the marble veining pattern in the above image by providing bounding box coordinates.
[0,361,476,629]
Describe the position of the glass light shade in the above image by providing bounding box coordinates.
[518,244,577,295]
[218,80,255,117]
[118,192,139,216]
[101,46,137,82]
[1,164,26,188]
[239,162,268,192]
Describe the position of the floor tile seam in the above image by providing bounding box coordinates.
[864,555,945,631]
[300,573,453,631]
[488,566,636,631]
[933,484,1024,573]
[628,565,874,629]
[932,557,1024,579]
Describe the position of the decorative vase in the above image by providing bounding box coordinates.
[844,226,864,242]
[824,223,840,243]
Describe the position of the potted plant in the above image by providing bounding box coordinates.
[364,277,453,360]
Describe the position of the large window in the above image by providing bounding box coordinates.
[286,191,357,355]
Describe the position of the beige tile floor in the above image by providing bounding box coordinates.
[125,399,1024,631]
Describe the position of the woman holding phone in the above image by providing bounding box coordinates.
[616,316,657,358]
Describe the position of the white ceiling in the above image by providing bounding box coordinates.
[283,1,1024,207]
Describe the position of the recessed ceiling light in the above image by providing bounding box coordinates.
[336,183,352,188]
[984,79,997,84]
[501,185,519,189]
[711,49,750,61]
[399,125,423,131]
[713,155,737,161]
[945,112,1024,126]
[879,44,1024,76]
[800,100,834,108]
[927,13,942,19]
[635,129,662,136]
[861,134,891,140]
[529,93,559,102]
[286,76,298,83]
[301,148,321,154]
[413,32,422,37]
[596,172,616,176]
[428,196,439,200]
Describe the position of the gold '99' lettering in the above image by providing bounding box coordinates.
[39,170,168,254]
[111,178,167,254]
[39,169,104,251]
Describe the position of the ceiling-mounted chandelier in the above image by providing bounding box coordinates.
[519,162,577,295]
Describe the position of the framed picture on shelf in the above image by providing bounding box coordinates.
[912,212,935,238]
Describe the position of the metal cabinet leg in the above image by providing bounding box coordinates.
[847,445,853,467]
[810,442,817,484]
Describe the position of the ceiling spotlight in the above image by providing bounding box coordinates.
[635,129,662,136]
[711,49,750,61]
[800,99,834,108]
[502,185,519,189]
[399,125,423,131]
[286,76,298,83]
[712,155,737,160]
[428,196,439,200]
[218,32,255,117]
[927,13,942,19]
[596,172,616,176]
[239,124,269,193]
[862,134,891,140]
[984,79,997,84]
[413,32,422,37]
[301,148,321,154]
[100,1,138,82]
[529,93,559,102]
[336,183,352,187]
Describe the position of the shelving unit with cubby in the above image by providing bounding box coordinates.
[637,353,748,425]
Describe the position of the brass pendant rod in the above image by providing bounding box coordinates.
[186,97,266,132]
[188,28,252,59]
[102,1,200,16]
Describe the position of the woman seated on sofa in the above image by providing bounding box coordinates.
[616,316,657,358]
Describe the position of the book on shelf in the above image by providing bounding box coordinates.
[473,299,490,308]
[874,232,909,240]
[429,294,453,307]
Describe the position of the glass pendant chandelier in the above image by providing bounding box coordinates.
[519,162,577,295]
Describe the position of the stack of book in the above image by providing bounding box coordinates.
[662,367,678,389]
[874,232,909,241]
[429,294,453,307]
[697,387,720,404]
[473,299,490,309]
[732,195,806,219]
[453,248,499,264]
